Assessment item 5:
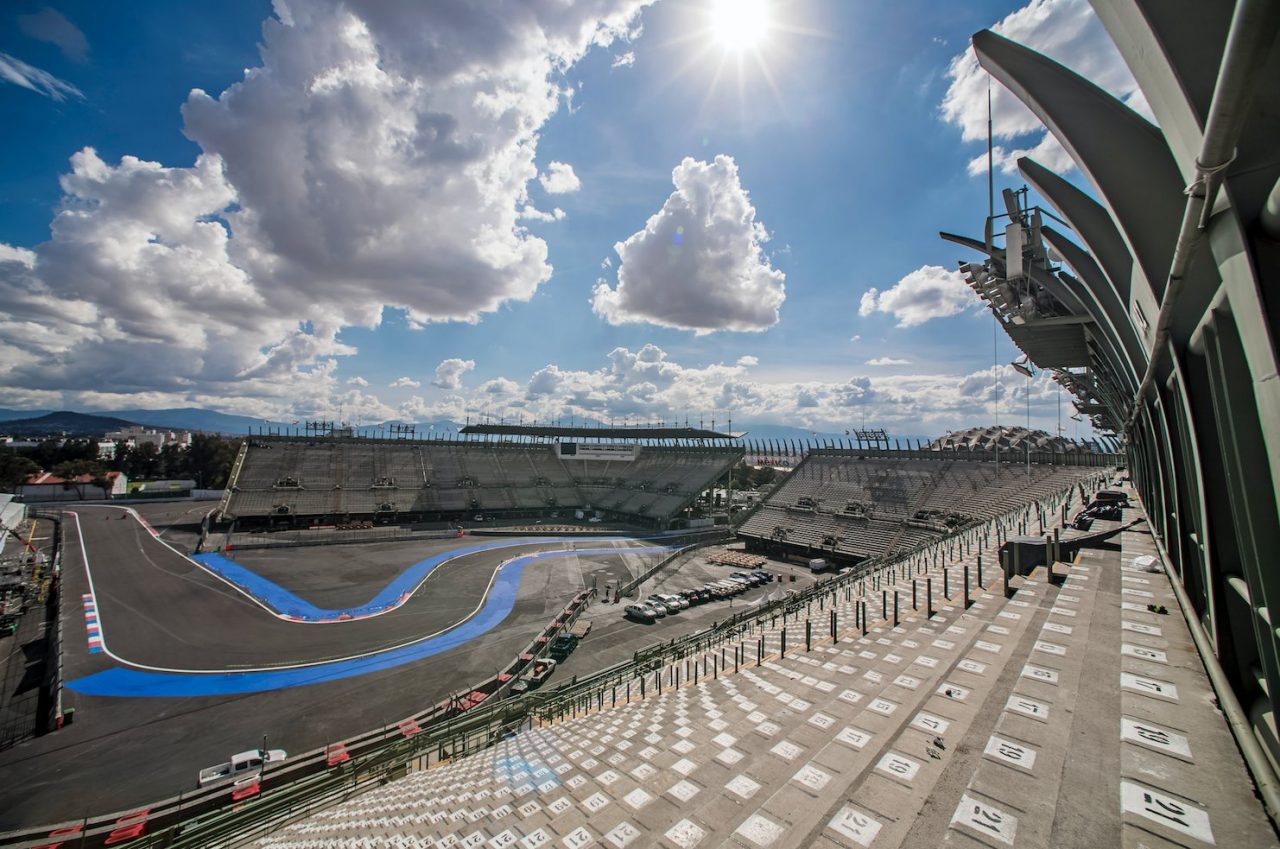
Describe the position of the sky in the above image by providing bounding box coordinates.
[0,0,1152,439]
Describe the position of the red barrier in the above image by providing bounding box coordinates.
[103,810,149,846]
[230,778,260,802]
[398,720,421,738]
[325,743,350,767]
[33,825,83,849]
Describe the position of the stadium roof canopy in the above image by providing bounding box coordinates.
[459,423,737,441]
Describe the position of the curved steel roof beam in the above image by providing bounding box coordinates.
[974,29,1184,303]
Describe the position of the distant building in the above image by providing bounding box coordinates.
[17,471,128,502]
[105,427,193,449]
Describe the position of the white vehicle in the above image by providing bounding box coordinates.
[656,593,689,610]
[198,748,287,787]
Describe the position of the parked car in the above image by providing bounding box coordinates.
[643,597,669,616]
[625,604,657,623]
[751,571,772,583]
[727,574,755,588]
[657,592,689,610]
[549,634,578,660]
[646,595,678,614]
[731,571,764,586]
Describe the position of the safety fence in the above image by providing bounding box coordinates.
[615,530,732,598]
[0,469,1111,848]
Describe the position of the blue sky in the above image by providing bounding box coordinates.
[0,0,1145,439]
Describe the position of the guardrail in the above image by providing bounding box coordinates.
[0,471,1111,848]
[615,530,731,598]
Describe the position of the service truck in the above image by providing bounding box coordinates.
[198,748,287,787]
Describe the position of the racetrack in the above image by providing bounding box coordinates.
[0,506,669,826]
[67,506,661,677]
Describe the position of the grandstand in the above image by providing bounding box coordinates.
[737,447,1109,566]
[5,5,1276,847]
[218,433,741,529]
[219,488,1274,849]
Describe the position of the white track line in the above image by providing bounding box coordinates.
[70,510,652,675]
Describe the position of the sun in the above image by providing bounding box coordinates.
[710,0,770,50]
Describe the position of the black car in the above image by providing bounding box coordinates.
[549,634,578,660]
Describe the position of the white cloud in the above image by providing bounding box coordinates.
[736,355,759,367]
[479,377,520,395]
[431,357,475,390]
[0,1,652,414]
[866,357,911,366]
[592,155,785,334]
[527,365,566,398]
[940,0,1154,176]
[18,8,89,62]
[539,161,581,194]
[347,376,369,386]
[859,265,979,327]
[0,52,82,101]
[849,335,861,343]
[612,50,636,68]
[390,376,421,389]
[518,205,567,222]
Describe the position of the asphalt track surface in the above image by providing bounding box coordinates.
[0,505,670,829]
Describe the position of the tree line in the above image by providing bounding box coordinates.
[0,433,242,493]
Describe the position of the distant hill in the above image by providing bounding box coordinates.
[0,411,141,436]
[0,405,951,444]
[107,408,293,434]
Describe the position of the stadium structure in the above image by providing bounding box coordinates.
[737,428,1110,567]
[942,0,1280,807]
[218,424,744,529]
[1,4,1278,849]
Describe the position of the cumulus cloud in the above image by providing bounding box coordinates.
[0,52,82,101]
[866,357,911,366]
[736,355,759,367]
[18,8,90,62]
[539,161,581,194]
[941,0,1154,175]
[214,343,1067,437]
[612,50,636,68]
[480,377,520,395]
[390,376,421,389]
[859,265,978,327]
[592,155,785,334]
[431,357,475,390]
[347,376,369,386]
[0,1,651,415]
[527,365,566,398]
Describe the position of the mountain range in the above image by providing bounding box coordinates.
[0,406,933,443]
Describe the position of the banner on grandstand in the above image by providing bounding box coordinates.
[557,443,636,462]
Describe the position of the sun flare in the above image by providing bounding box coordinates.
[710,0,770,50]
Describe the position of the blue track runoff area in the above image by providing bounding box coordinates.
[68,539,668,698]
[190,536,638,621]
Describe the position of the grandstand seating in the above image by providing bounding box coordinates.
[221,440,739,526]
[254,498,1274,849]
[738,452,1101,563]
